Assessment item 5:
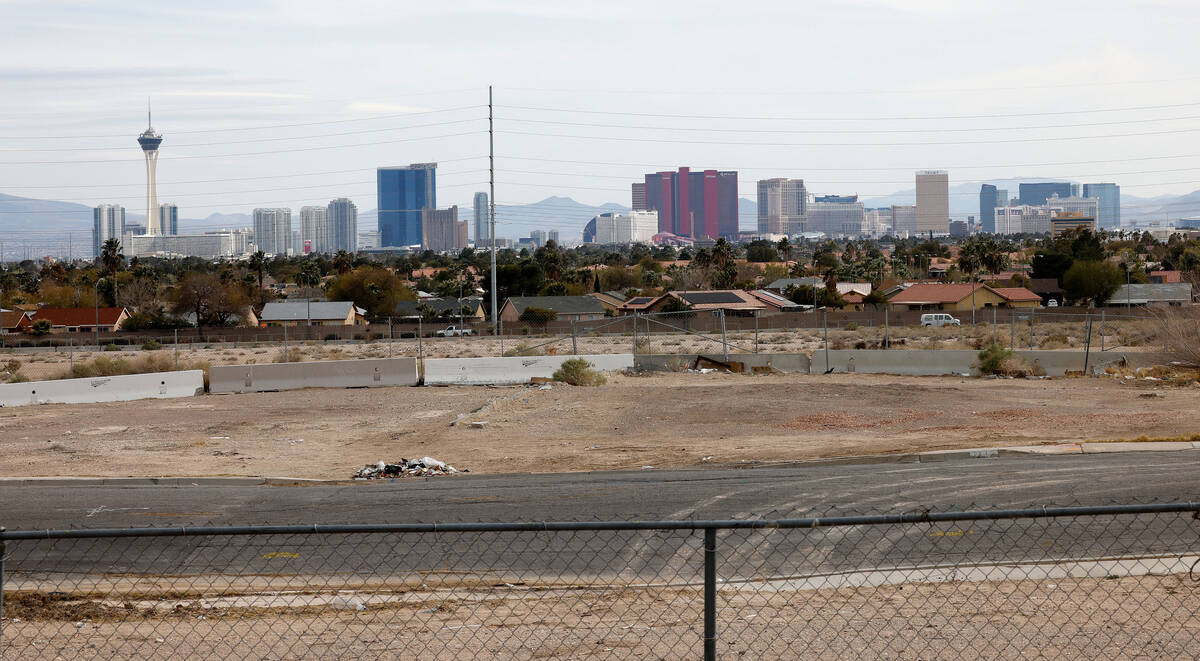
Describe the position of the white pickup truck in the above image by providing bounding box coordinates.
[435,325,473,337]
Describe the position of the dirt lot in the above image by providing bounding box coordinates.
[1,371,1196,479]
[5,573,1197,659]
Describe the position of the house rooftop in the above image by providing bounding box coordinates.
[260,301,363,321]
[504,296,607,315]
[32,307,126,326]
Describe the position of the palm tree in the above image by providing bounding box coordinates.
[98,238,124,306]
[776,237,792,265]
[248,250,266,305]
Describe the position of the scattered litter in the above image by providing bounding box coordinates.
[469,421,488,429]
[419,607,439,614]
[209,436,230,440]
[331,596,366,611]
[687,368,717,374]
[287,439,303,445]
[75,621,86,629]
[447,624,482,630]
[584,445,598,450]
[641,465,655,470]
[155,638,165,644]
[538,384,553,391]
[353,457,465,480]
[701,456,714,462]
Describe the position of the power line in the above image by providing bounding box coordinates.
[0,105,487,140]
[498,101,1200,122]
[0,118,484,152]
[498,127,1200,148]
[498,114,1200,135]
[500,153,1200,171]
[0,130,486,165]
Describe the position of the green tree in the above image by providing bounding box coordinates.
[247,250,267,305]
[325,265,414,319]
[519,306,558,327]
[1062,260,1122,305]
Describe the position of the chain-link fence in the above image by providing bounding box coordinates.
[3,502,1199,659]
[0,306,1173,385]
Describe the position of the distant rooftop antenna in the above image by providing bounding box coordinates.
[147,97,152,127]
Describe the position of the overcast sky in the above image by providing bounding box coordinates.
[3,0,1200,230]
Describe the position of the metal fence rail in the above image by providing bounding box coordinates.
[2,502,1199,659]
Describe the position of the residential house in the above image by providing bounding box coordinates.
[394,297,486,321]
[499,296,608,324]
[836,282,872,297]
[31,307,130,333]
[616,296,660,315]
[642,290,768,316]
[1107,283,1192,307]
[1,310,33,334]
[888,284,1040,311]
[1150,270,1183,284]
[1027,278,1065,306]
[259,301,366,327]
[589,291,627,313]
[747,289,809,312]
[765,277,823,293]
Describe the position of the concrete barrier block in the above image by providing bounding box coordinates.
[634,353,810,374]
[0,370,204,407]
[209,358,418,394]
[424,354,634,386]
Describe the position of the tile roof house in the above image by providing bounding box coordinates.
[259,301,366,326]
[888,284,1040,311]
[499,296,608,323]
[1107,283,1192,306]
[1150,270,1183,284]
[1,310,33,334]
[31,307,130,332]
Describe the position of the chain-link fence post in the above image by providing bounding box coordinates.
[1029,307,1035,350]
[68,338,73,374]
[1011,309,1016,350]
[173,328,179,370]
[754,311,759,354]
[388,317,393,359]
[884,307,889,349]
[719,310,728,361]
[1,525,6,652]
[417,317,423,362]
[570,320,578,356]
[703,526,716,661]
[632,313,638,355]
[992,305,997,345]
[1100,308,1105,351]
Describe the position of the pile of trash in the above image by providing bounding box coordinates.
[353,457,465,480]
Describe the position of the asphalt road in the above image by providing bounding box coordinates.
[2,453,1198,582]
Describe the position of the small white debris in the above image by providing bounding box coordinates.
[469,421,488,429]
[331,596,366,611]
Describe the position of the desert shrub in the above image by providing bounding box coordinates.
[323,333,339,341]
[552,358,607,386]
[845,322,859,331]
[29,319,52,336]
[996,356,1046,377]
[8,373,30,383]
[853,340,868,350]
[1039,332,1071,349]
[142,339,162,350]
[519,307,558,326]
[274,348,305,363]
[975,344,1014,375]
[102,344,121,352]
[1155,308,1200,366]
[635,337,650,353]
[2,359,19,374]
[503,342,541,357]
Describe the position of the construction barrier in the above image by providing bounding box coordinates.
[424,354,635,386]
[209,358,419,394]
[0,370,205,407]
[809,349,1160,377]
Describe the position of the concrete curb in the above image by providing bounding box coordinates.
[0,442,1196,486]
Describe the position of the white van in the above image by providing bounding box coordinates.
[920,313,961,327]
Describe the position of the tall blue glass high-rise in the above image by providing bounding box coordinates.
[1082,183,1121,229]
[1019,182,1072,206]
[377,163,436,247]
[979,184,998,233]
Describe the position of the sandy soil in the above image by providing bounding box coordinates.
[5,573,1197,659]
[1,372,1196,479]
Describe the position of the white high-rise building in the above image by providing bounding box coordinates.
[136,107,164,235]
[756,178,807,235]
[586,211,659,245]
[300,206,327,254]
[995,205,1053,235]
[326,198,358,253]
[915,170,949,236]
[473,192,489,245]
[806,197,866,236]
[252,208,293,256]
[159,203,178,235]
[93,204,125,258]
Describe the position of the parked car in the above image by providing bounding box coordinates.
[435,326,473,337]
[920,313,961,327]
[1046,299,1059,307]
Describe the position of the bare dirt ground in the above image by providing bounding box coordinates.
[6,573,1197,659]
[1,371,1196,479]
